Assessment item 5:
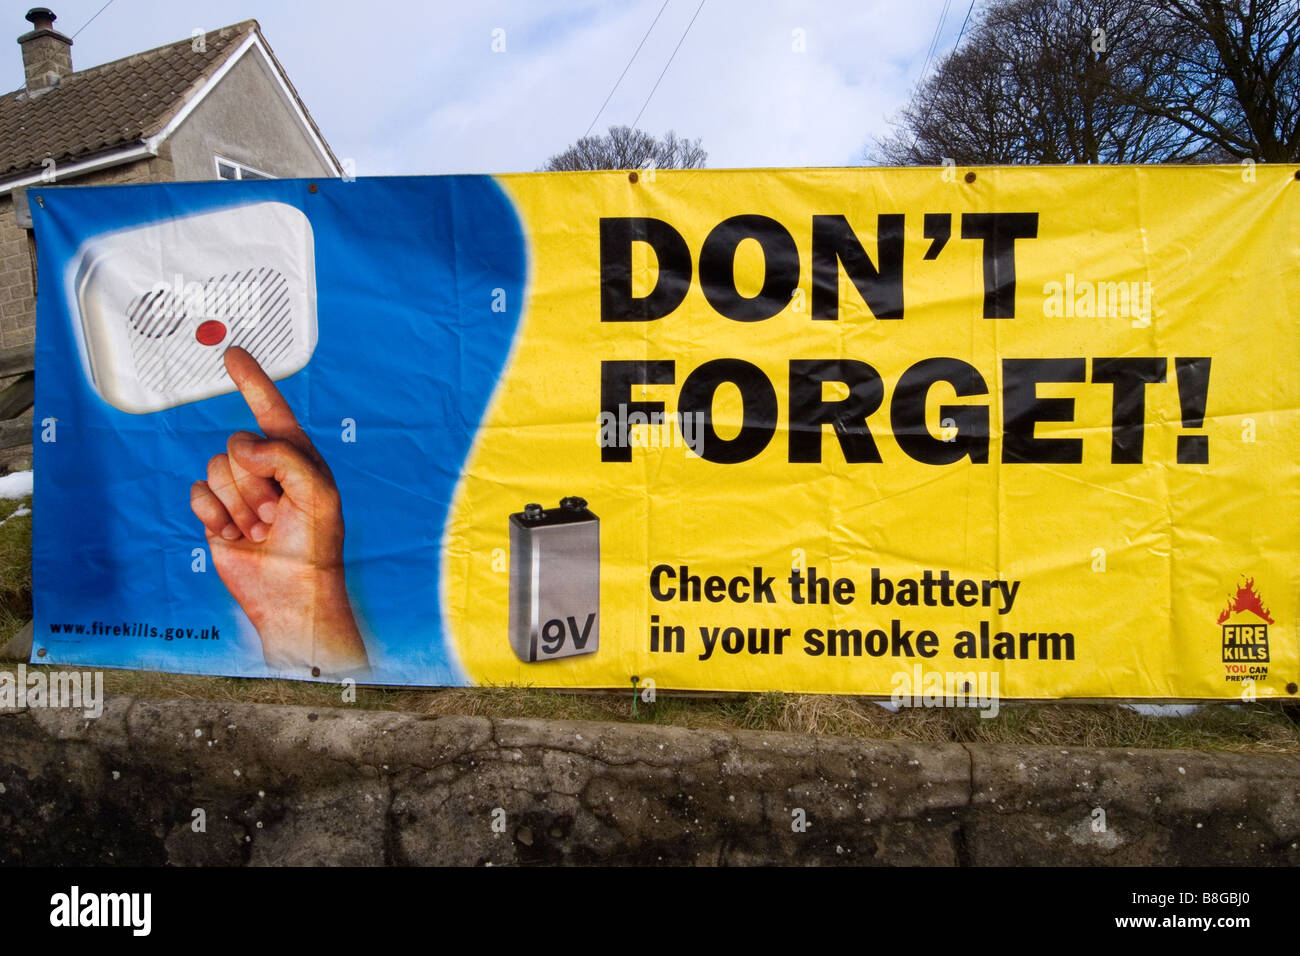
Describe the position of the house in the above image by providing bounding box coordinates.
[0,8,343,353]
[0,8,342,465]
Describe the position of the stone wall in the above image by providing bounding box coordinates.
[1,694,1297,865]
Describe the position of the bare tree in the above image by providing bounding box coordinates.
[870,0,1297,165]
[1127,0,1300,161]
[542,126,707,171]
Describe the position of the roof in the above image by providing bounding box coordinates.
[0,20,325,180]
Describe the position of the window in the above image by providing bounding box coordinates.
[214,156,273,181]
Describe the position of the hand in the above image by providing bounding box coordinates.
[189,347,368,675]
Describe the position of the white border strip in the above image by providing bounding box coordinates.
[0,145,154,196]
[144,31,260,152]
[146,33,341,176]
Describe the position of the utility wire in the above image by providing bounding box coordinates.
[952,0,977,54]
[71,0,117,40]
[916,0,954,90]
[910,0,978,156]
[584,0,672,138]
[631,0,706,130]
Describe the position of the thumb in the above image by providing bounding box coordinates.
[228,435,334,510]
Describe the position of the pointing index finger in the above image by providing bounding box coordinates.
[224,347,311,452]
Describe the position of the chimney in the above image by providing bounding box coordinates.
[18,8,72,93]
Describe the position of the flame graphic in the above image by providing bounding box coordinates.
[1216,577,1274,625]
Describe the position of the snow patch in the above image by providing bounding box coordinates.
[0,471,31,499]
[1125,704,1203,717]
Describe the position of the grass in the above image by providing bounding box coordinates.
[5,489,1299,753]
[22,667,1285,755]
[0,494,31,644]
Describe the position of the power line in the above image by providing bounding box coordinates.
[631,0,706,130]
[71,0,117,40]
[584,0,672,139]
[910,0,978,156]
[916,0,954,89]
[952,0,977,54]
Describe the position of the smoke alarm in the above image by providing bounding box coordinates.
[69,201,317,414]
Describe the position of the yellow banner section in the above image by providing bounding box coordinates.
[444,165,1299,700]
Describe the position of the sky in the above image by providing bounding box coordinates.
[5,0,973,174]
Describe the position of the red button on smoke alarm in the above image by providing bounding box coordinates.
[195,320,226,346]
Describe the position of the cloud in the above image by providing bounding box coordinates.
[358,0,958,173]
[11,0,961,174]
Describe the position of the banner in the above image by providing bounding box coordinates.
[30,166,1300,700]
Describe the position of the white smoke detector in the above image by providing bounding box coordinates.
[69,201,317,414]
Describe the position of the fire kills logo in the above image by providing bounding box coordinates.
[1219,577,1270,668]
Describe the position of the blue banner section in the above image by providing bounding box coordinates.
[30,177,526,684]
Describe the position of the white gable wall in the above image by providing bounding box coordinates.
[166,42,337,182]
